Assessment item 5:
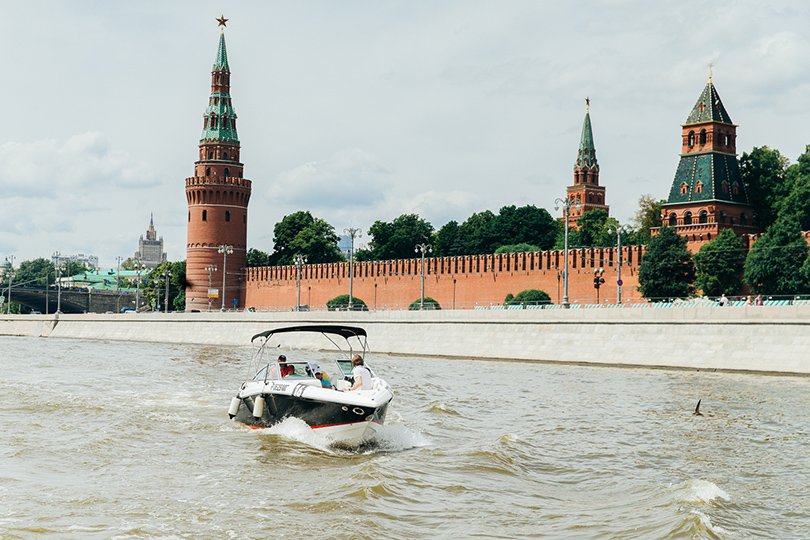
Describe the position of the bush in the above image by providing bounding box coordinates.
[326,295,368,311]
[409,297,441,310]
[504,289,551,306]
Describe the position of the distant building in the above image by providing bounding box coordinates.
[52,253,99,270]
[135,214,168,269]
[567,99,608,229]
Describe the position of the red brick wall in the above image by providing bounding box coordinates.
[244,246,646,310]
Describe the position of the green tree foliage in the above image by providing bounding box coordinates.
[629,194,664,245]
[455,210,496,255]
[454,205,559,255]
[740,145,790,229]
[504,289,551,306]
[270,211,342,266]
[494,243,541,254]
[637,226,696,300]
[776,145,810,230]
[246,248,271,267]
[744,218,809,296]
[693,229,745,296]
[120,258,136,271]
[11,258,55,286]
[366,214,434,260]
[141,261,187,311]
[326,294,368,311]
[433,220,460,257]
[408,297,441,310]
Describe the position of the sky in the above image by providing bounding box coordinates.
[2,0,810,269]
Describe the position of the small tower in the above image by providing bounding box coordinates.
[185,18,251,311]
[658,74,758,250]
[135,213,167,269]
[567,98,608,228]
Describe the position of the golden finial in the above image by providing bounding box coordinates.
[585,96,590,113]
[216,15,228,30]
[708,62,713,82]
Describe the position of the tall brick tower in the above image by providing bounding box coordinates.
[567,99,608,229]
[185,18,251,311]
[657,75,758,250]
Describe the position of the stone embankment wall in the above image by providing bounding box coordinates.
[244,246,647,311]
[2,306,809,376]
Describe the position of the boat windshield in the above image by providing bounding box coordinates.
[253,361,324,382]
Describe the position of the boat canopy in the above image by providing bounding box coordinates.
[251,325,368,343]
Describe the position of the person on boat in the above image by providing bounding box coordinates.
[312,365,332,388]
[278,355,294,377]
[347,355,373,391]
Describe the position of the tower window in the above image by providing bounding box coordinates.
[206,167,211,177]
[208,151,213,159]
[243,214,246,224]
[732,183,739,195]
[669,213,677,226]
[223,152,228,160]
[680,183,688,195]
[225,210,231,222]
[684,211,693,225]
[719,211,726,224]
[699,210,708,224]
[700,129,707,145]
[188,211,190,222]
[202,210,207,222]
[721,182,729,194]
[224,168,230,177]
[688,131,695,147]
[695,181,703,194]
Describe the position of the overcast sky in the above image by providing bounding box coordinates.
[1,1,809,269]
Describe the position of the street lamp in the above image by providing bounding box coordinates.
[414,243,432,310]
[294,254,307,311]
[217,244,233,311]
[162,269,172,313]
[134,259,147,312]
[344,227,361,310]
[205,264,217,312]
[607,223,632,304]
[554,197,581,308]
[4,255,14,314]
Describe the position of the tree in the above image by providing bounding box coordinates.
[504,289,551,306]
[366,214,434,260]
[246,248,271,267]
[775,145,810,231]
[693,229,745,296]
[630,194,665,245]
[571,209,618,247]
[120,258,136,271]
[408,297,441,310]
[637,226,696,300]
[142,261,187,311]
[326,294,368,311]
[740,146,790,229]
[495,243,541,254]
[270,211,342,266]
[11,258,55,286]
[744,218,809,296]
[434,221,460,257]
[492,205,560,252]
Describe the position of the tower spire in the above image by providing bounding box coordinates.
[566,102,607,229]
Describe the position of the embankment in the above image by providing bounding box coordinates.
[2,307,808,376]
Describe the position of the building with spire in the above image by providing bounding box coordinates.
[567,99,608,229]
[658,76,759,249]
[134,213,167,269]
[185,17,252,311]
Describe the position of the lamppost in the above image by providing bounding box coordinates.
[218,244,233,311]
[294,254,307,310]
[414,243,432,310]
[607,223,631,304]
[554,198,580,308]
[53,252,63,314]
[593,268,605,304]
[4,255,14,314]
[344,227,361,310]
[205,264,217,312]
[134,259,147,312]
[162,269,172,313]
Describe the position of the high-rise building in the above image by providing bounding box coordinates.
[185,19,251,311]
[567,99,608,229]
[134,213,167,269]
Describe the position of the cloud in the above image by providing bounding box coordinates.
[268,148,391,209]
[0,132,158,198]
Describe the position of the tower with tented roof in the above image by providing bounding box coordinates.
[185,17,251,311]
[567,99,608,229]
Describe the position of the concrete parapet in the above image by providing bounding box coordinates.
[2,306,808,375]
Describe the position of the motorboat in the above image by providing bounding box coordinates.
[228,325,394,444]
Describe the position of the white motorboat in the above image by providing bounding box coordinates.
[228,325,394,444]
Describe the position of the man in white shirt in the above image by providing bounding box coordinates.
[348,355,373,391]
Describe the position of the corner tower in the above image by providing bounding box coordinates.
[567,99,608,228]
[658,76,758,249]
[185,18,251,311]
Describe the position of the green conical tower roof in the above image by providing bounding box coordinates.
[684,79,732,125]
[214,31,229,72]
[575,109,599,171]
[200,30,238,144]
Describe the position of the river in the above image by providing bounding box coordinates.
[1,336,808,539]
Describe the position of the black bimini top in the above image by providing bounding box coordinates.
[251,325,367,343]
